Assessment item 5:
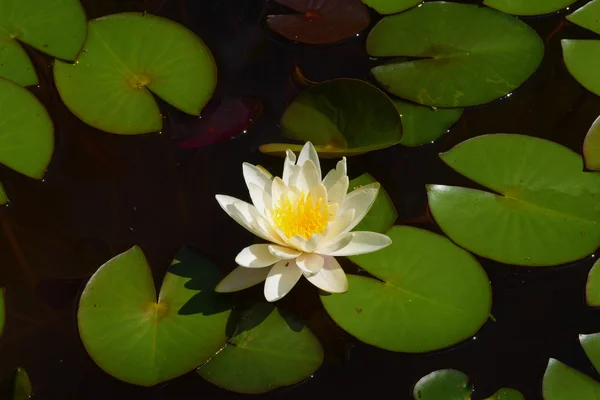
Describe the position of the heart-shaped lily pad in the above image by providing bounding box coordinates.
[361,0,421,15]
[394,100,463,147]
[484,0,577,16]
[366,2,544,107]
[586,258,600,306]
[0,368,31,400]
[322,226,491,353]
[567,0,600,35]
[197,302,323,394]
[428,134,600,266]
[349,174,397,233]
[562,40,600,98]
[260,79,402,158]
[267,0,370,44]
[0,0,87,86]
[78,245,231,386]
[584,116,600,171]
[0,77,54,199]
[54,12,217,135]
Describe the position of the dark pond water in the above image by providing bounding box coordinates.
[1,0,599,398]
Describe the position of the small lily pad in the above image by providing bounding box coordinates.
[0,368,32,400]
[567,0,600,35]
[349,174,397,233]
[198,303,323,394]
[428,134,600,266]
[394,100,463,147]
[584,116,600,171]
[54,12,217,135]
[260,78,402,158]
[0,0,87,86]
[322,226,491,353]
[267,0,370,44]
[367,2,544,107]
[484,0,577,16]
[78,245,231,386]
[587,259,600,307]
[562,40,600,98]
[413,369,473,400]
[0,77,54,182]
[543,358,600,400]
[485,388,525,400]
[362,0,421,15]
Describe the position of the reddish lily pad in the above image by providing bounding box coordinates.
[267,0,370,44]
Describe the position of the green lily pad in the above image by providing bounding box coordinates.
[259,78,402,158]
[366,2,544,107]
[349,174,397,233]
[198,303,323,394]
[562,40,600,98]
[0,77,54,180]
[413,369,473,400]
[78,245,231,386]
[587,259,600,307]
[484,0,577,16]
[485,388,525,400]
[567,0,600,35]
[54,12,216,135]
[0,368,32,400]
[361,0,422,15]
[0,0,87,86]
[584,116,600,171]
[394,100,463,147]
[543,358,600,400]
[322,226,491,353]
[0,183,6,205]
[428,134,600,266]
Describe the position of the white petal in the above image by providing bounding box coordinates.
[248,183,272,215]
[289,234,323,253]
[327,176,349,206]
[215,195,270,240]
[306,255,348,293]
[216,266,270,293]
[243,162,272,193]
[248,207,286,246]
[296,160,320,193]
[264,259,303,302]
[323,157,347,191]
[297,142,321,180]
[282,149,300,186]
[310,183,328,205]
[271,177,288,205]
[317,233,353,255]
[327,232,392,257]
[339,184,379,233]
[323,209,355,242]
[296,253,324,276]
[235,244,280,268]
[268,245,302,259]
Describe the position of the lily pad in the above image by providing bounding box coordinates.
[349,174,397,233]
[54,12,217,135]
[587,258,600,307]
[484,0,577,16]
[0,0,87,86]
[486,388,525,400]
[322,226,491,353]
[198,303,323,394]
[0,77,54,181]
[267,0,370,44]
[543,358,600,400]
[428,134,600,266]
[413,369,473,400]
[584,116,600,171]
[362,0,421,15]
[0,368,32,400]
[567,0,600,35]
[366,2,544,107]
[0,183,6,206]
[394,100,463,147]
[260,78,402,158]
[78,245,231,386]
[562,40,600,98]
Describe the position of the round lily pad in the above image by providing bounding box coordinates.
[260,79,402,158]
[584,116,600,171]
[485,388,525,400]
[0,0,87,86]
[484,0,577,16]
[78,245,231,386]
[361,0,421,15]
[366,2,544,107]
[413,369,473,400]
[587,259,600,306]
[543,358,600,400]
[198,302,323,394]
[394,100,463,147]
[348,174,397,233]
[0,77,54,180]
[428,134,600,266]
[0,368,31,400]
[54,12,217,135]
[322,226,491,353]
[267,0,370,44]
[562,40,600,98]
[567,0,600,35]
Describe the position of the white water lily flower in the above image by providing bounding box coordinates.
[214,142,392,302]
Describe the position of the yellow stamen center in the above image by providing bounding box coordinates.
[271,192,331,239]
